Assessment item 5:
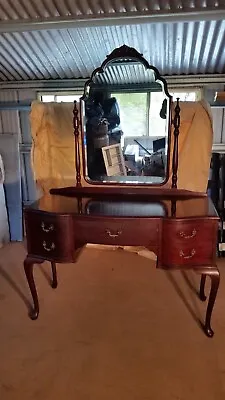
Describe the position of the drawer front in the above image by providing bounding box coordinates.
[74,218,160,247]
[161,219,218,268]
[25,211,74,261]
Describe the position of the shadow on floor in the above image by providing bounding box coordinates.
[165,270,203,330]
[0,263,31,308]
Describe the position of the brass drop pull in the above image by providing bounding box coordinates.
[106,229,122,238]
[41,222,54,233]
[179,249,196,259]
[179,228,197,239]
[42,241,55,252]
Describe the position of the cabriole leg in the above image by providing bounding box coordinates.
[203,267,220,338]
[24,256,43,320]
[51,262,58,289]
[199,274,207,301]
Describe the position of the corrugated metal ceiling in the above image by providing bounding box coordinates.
[0,0,223,21]
[0,0,224,82]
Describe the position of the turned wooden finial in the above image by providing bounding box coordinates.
[73,101,81,187]
[171,98,180,189]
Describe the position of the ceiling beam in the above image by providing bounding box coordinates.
[0,75,224,90]
[0,9,224,32]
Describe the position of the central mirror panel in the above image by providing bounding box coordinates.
[82,45,172,185]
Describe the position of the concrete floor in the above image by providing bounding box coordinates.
[0,242,225,400]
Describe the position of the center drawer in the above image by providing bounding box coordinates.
[74,217,160,246]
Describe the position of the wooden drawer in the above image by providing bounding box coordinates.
[161,219,218,268]
[74,217,160,247]
[24,211,74,262]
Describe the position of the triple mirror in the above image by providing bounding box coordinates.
[81,45,172,185]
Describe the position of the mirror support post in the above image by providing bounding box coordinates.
[172,98,180,189]
[73,101,81,187]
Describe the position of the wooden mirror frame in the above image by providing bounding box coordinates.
[81,44,173,188]
[50,45,202,198]
[82,44,172,99]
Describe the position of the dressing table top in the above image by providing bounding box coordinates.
[26,194,218,220]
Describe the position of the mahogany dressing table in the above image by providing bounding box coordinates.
[24,46,220,337]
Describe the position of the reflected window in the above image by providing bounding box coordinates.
[112,91,167,139]
[113,92,148,137]
[149,92,168,137]
[112,88,200,140]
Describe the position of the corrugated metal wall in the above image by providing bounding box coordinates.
[0,89,37,240]
[212,107,225,144]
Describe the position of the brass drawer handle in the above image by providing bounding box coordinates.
[179,249,196,259]
[42,241,55,252]
[41,222,54,233]
[179,229,197,239]
[106,229,122,238]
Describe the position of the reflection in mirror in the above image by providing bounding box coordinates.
[86,200,167,217]
[82,45,171,185]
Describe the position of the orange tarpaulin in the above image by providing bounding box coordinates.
[30,101,75,194]
[167,100,213,192]
[30,99,213,195]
